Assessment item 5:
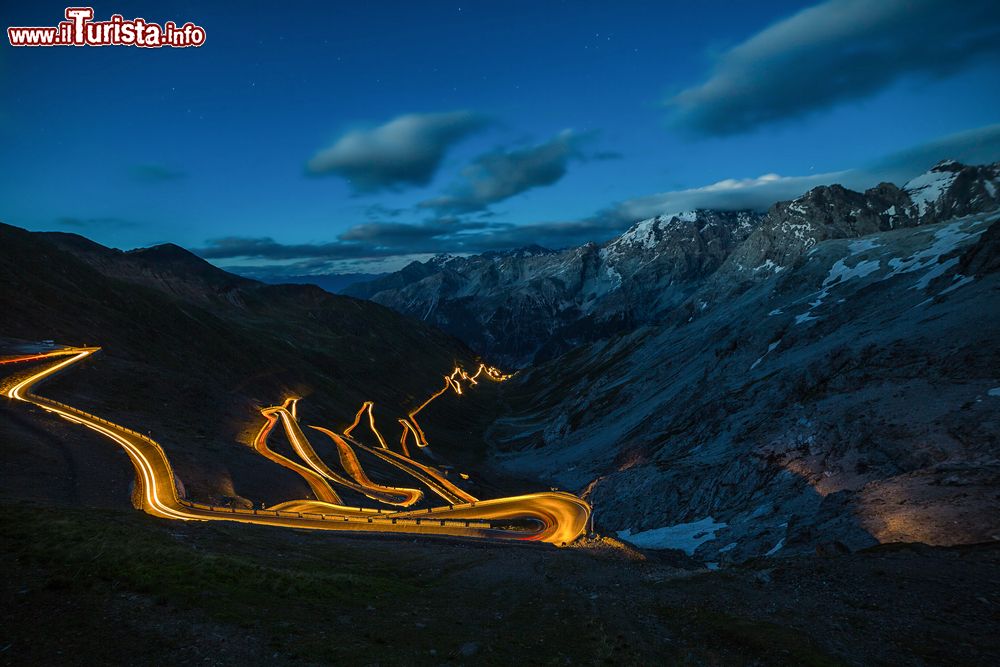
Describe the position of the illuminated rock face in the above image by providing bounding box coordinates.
[348,161,1000,368]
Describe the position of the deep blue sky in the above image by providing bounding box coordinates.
[2,0,999,277]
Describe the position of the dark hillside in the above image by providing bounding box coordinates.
[0,222,501,508]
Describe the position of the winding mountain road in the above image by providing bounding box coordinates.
[2,346,589,545]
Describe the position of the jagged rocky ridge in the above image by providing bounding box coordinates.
[355,160,1000,560]
[347,210,763,367]
[350,160,999,368]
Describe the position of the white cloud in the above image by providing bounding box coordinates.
[671,0,1000,135]
[306,111,488,192]
[612,123,1000,219]
[613,171,848,220]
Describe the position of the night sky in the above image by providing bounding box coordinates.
[3,0,999,278]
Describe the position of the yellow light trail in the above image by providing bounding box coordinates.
[342,401,388,449]
[405,373,453,448]
[2,348,588,544]
[401,363,512,450]
[398,418,415,457]
[364,402,388,449]
[267,491,590,545]
[348,431,478,505]
[309,425,422,506]
[340,363,511,457]
[262,402,424,507]
[342,403,367,438]
[285,360,510,505]
[252,402,343,504]
[249,359,498,506]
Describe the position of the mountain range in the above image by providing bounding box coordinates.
[348,160,1000,560]
[2,159,997,563]
[348,160,1000,367]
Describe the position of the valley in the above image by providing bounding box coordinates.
[351,160,1000,562]
[5,4,999,662]
[2,163,998,665]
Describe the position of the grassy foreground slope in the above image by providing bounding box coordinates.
[2,500,998,665]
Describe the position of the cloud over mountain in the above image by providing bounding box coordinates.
[421,130,589,213]
[306,111,489,192]
[203,125,1000,273]
[604,123,1000,221]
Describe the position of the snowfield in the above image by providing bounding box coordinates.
[618,516,727,554]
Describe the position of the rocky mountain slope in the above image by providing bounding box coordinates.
[0,223,500,509]
[353,160,1000,560]
[488,161,1000,561]
[349,160,1000,368]
[347,211,764,366]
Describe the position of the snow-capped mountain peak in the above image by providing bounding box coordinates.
[347,160,999,367]
[611,211,699,249]
[903,159,1000,217]
[905,163,962,215]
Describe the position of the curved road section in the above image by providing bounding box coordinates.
[2,346,590,545]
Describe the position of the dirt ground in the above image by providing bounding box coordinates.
[2,500,997,666]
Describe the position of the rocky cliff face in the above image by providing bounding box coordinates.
[489,162,1000,562]
[348,210,763,366]
[353,160,1000,561]
[350,161,1000,368]
[697,160,1000,301]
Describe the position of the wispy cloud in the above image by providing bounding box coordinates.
[602,123,1000,220]
[198,217,510,261]
[197,213,586,267]
[201,124,1000,274]
[420,130,591,214]
[601,172,848,223]
[860,123,1000,185]
[364,203,405,219]
[306,111,490,192]
[130,163,187,183]
[671,0,1000,135]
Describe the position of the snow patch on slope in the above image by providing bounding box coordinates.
[614,212,697,250]
[750,340,782,370]
[904,168,958,216]
[765,538,786,556]
[885,220,983,289]
[618,516,726,554]
[823,258,880,287]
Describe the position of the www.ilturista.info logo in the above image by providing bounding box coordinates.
[8,7,206,48]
